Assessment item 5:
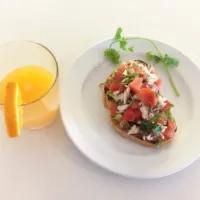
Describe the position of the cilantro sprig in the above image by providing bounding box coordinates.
[104,27,180,97]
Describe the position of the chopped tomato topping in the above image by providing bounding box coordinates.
[123,108,142,122]
[114,71,123,82]
[131,101,140,110]
[163,120,176,139]
[142,82,149,88]
[162,100,172,111]
[110,83,120,92]
[137,88,157,107]
[118,63,127,72]
[134,109,142,121]
[137,69,147,79]
[123,108,135,122]
[109,102,118,117]
[129,78,143,93]
[155,79,162,90]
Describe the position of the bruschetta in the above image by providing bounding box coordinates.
[101,60,177,147]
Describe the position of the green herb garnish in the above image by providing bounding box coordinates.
[106,91,115,98]
[104,27,180,97]
[113,114,122,122]
[129,98,136,105]
[120,77,134,85]
[123,123,130,129]
[140,121,155,133]
[165,109,173,119]
[156,140,161,149]
[152,124,163,135]
[140,114,162,133]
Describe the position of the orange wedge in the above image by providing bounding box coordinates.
[4,82,23,137]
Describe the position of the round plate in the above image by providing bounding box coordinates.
[60,38,200,179]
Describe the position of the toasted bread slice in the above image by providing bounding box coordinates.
[101,60,176,148]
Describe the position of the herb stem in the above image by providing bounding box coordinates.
[109,37,163,57]
[163,63,180,96]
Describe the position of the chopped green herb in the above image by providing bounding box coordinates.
[156,140,161,149]
[99,81,108,86]
[111,69,118,76]
[123,123,130,129]
[104,27,180,97]
[133,72,139,78]
[152,124,163,135]
[113,114,122,122]
[129,98,136,105]
[150,114,162,122]
[156,93,159,97]
[106,91,115,98]
[111,79,118,83]
[165,109,172,118]
[120,78,133,85]
[140,114,162,133]
[140,121,155,133]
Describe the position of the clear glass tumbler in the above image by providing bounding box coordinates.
[0,41,59,130]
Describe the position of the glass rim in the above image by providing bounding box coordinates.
[0,40,59,107]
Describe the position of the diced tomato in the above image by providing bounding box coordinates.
[129,78,143,93]
[163,120,177,139]
[131,101,140,110]
[110,82,125,92]
[118,63,127,72]
[155,79,162,90]
[142,82,149,88]
[137,69,147,79]
[119,85,126,92]
[123,108,135,122]
[123,108,142,122]
[110,83,120,92]
[109,102,118,117]
[114,71,123,82]
[137,88,157,107]
[162,100,172,111]
[134,109,142,121]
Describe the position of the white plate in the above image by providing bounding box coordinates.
[60,38,200,179]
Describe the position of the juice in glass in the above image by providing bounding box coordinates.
[0,41,59,133]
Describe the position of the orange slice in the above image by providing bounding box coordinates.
[4,82,23,137]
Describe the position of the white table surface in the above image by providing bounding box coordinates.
[0,0,200,199]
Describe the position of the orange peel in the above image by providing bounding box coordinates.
[4,82,23,137]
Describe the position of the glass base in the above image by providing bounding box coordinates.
[26,114,57,130]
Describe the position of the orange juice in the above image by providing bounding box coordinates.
[0,66,59,128]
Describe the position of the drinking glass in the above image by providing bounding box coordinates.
[0,41,59,130]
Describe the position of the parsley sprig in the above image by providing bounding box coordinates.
[104,27,180,97]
